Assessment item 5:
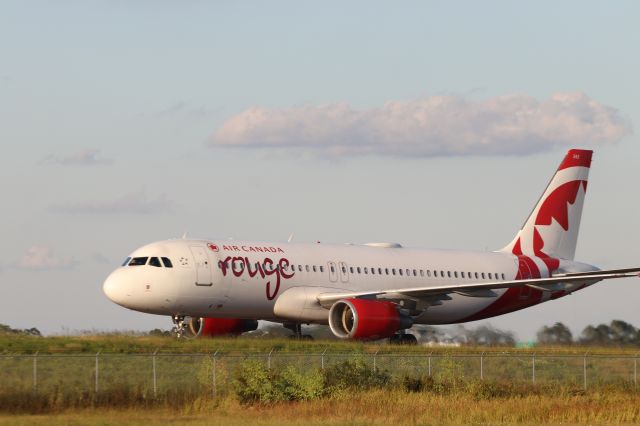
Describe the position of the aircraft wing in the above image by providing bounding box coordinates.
[316,267,640,308]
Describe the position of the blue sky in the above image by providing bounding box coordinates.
[1,1,639,340]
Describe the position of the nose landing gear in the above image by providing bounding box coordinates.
[171,315,188,338]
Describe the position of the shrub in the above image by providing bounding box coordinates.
[323,358,390,392]
[233,360,326,403]
[234,360,278,403]
[277,366,325,401]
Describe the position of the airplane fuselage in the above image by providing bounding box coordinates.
[103,238,597,325]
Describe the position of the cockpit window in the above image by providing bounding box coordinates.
[129,257,148,266]
[149,257,162,267]
[161,257,173,268]
[121,257,131,267]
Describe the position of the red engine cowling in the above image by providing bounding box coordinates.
[328,298,412,340]
[188,317,258,337]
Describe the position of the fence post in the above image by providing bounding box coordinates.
[480,352,484,380]
[33,351,38,392]
[267,348,273,370]
[212,349,219,398]
[634,353,638,389]
[583,352,588,390]
[532,353,536,385]
[152,349,158,398]
[428,353,432,377]
[321,348,327,371]
[95,350,101,394]
[373,350,379,372]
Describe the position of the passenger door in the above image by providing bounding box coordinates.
[518,259,532,299]
[190,246,212,286]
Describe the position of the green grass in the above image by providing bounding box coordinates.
[3,333,640,355]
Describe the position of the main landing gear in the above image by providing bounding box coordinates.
[171,315,188,339]
[284,322,314,340]
[389,332,418,345]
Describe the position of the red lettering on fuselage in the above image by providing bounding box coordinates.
[221,245,285,254]
[220,256,294,300]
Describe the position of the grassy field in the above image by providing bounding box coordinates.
[3,334,640,424]
[2,389,640,425]
[3,333,640,355]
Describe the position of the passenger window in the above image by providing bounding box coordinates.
[161,257,173,268]
[405,269,410,276]
[350,267,354,274]
[385,268,389,275]
[312,265,317,272]
[441,271,445,278]
[370,268,375,275]
[392,269,396,275]
[364,267,368,274]
[427,270,431,277]
[306,265,310,272]
[502,273,506,280]
[342,266,347,273]
[129,257,148,266]
[378,268,382,274]
[461,271,465,278]
[330,266,335,273]
[298,265,302,272]
[447,271,451,278]
[320,266,324,273]
[399,269,403,276]
[481,273,486,279]
[357,267,361,274]
[413,269,417,277]
[420,270,424,277]
[475,272,479,279]
[488,273,493,279]
[121,257,131,267]
[454,271,458,278]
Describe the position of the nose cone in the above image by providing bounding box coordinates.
[103,269,129,306]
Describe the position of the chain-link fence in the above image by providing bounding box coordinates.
[1,352,638,399]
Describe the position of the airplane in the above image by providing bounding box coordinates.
[103,149,640,343]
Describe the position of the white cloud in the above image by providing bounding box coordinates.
[209,92,632,157]
[41,149,113,166]
[54,191,174,215]
[16,245,75,270]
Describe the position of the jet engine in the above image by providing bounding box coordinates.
[328,298,412,340]
[188,317,258,337]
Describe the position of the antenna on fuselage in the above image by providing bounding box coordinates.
[287,233,294,243]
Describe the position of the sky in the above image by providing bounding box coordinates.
[1,1,639,341]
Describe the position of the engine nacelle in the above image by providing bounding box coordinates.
[188,317,258,337]
[328,298,412,340]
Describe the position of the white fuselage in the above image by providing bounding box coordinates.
[103,238,597,324]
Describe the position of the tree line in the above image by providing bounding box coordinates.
[537,319,640,346]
